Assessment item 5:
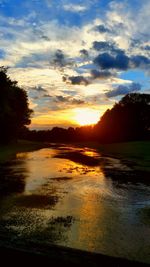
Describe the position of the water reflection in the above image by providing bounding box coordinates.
[0,145,150,263]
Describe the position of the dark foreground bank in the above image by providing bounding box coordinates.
[0,244,149,267]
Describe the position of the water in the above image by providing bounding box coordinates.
[0,144,150,263]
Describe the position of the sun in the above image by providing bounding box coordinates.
[74,108,100,126]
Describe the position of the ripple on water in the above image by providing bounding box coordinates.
[0,145,150,264]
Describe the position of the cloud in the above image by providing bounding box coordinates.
[52,49,74,69]
[0,0,150,130]
[15,52,51,68]
[33,85,47,93]
[43,94,52,98]
[143,45,150,51]
[67,75,90,86]
[80,49,89,57]
[71,98,85,105]
[94,52,129,70]
[52,49,66,67]
[93,46,150,71]
[90,69,112,79]
[106,82,142,98]
[92,41,124,54]
[61,90,77,96]
[55,95,85,105]
[29,85,49,100]
[63,69,113,87]
[130,55,150,68]
[93,24,111,33]
[93,41,111,51]
[63,4,87,13]
[55,95,68,102]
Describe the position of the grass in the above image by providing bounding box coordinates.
[0,140,49,163]
[99,141,150,171]
[74,141,150,171]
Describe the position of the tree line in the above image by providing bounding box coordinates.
[0,67,150,144]
[0,67,32,143]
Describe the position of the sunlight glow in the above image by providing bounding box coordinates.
[74,108,100,126]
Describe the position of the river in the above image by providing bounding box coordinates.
[0,144,150,263]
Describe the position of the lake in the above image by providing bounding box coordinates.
[0,144,150,264]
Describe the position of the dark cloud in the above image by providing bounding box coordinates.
[63,69,113,88]
[131,55,150,68]
[43,94,52,98]
[71,99,85,104]
[68,75,89,85]
[130,38,142,48]
[93,24,110,33]
[94,52,129,70]
[92,22,126,37]
[93,41,112,51]
[63,48,150,87]
[33,86,47,93]
[143,45,150,51]
[55,95,85,105]
[41,35,50,41]
[55,95,68,102]
[53,49,66,67]
[52,49,74,68]
[90,69,112,79]
[62,76,67,82]
[80,49,89,57]
[93,43,150,71]
[106,83,141,98]
[92,41,124,54]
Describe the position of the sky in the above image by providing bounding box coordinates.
[0,0,150,129]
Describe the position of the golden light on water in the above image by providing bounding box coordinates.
[74,108,100,126]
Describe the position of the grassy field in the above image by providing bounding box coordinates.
[76,141,150,171]
[0,140,49,163]
[99,141,150,171]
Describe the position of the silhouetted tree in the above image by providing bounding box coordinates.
[94,93,150,142]
[0,67,32,143]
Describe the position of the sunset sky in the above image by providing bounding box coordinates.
[0,0,150,129]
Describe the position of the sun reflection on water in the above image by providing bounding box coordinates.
[0,145,150,263]
[16,148,105,194]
